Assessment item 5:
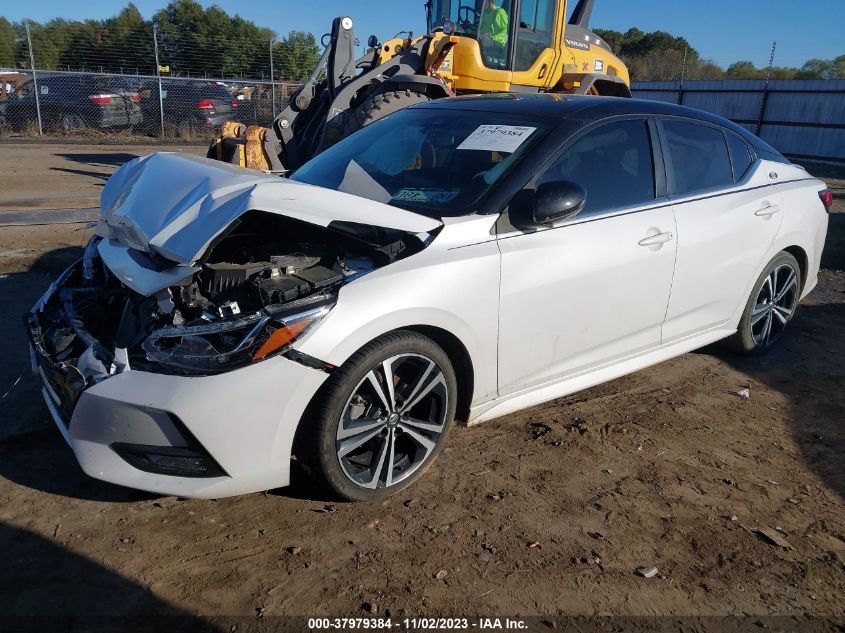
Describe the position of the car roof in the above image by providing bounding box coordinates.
[417,93,774,152]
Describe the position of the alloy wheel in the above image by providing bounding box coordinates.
[751,263,799,348]
[336,353,449,490]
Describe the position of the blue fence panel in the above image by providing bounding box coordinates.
[632,80,845,161]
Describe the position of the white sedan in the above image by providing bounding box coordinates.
[27,95,831,501]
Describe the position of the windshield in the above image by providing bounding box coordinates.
[291,108,548,218]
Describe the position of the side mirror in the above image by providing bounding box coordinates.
[532,180,587,225]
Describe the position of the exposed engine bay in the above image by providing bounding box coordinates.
[27,211,430,418]
[177,211,416,321]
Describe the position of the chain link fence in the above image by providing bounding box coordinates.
[0,69,300,139]
[0,19,307,140]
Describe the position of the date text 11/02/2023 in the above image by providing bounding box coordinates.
[307,617,528,630]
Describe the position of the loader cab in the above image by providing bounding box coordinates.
[427,0,561,75]
[425,0,630,96]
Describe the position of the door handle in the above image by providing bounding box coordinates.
[755,203,782,217]
[638,231,674,247]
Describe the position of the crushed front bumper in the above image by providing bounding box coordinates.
[27,262,329,498]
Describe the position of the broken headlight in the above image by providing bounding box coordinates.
[142,302,332,374]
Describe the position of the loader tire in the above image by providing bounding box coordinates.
[343,88,433,136]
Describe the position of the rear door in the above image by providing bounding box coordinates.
[497,117,677,395]
[659,119,784,342]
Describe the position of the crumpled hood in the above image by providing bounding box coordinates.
[99,152,442,265]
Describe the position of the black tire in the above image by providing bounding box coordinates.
[723,251,802,354]
[298,330,457,502]
[61,113,86,133]
[343,88,433,137]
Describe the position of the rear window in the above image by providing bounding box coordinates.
[662,120,733,196]
[726,133,753,181]
[197,84,232,100]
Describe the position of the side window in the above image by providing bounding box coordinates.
[537,119,656,215]
[662,120,734,195]
[726,133,753,182]
[514,0,556,71]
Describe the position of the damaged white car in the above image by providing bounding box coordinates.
[27,95,830,500]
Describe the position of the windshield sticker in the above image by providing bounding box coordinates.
[457,125,537,153]
[392,189,460,204]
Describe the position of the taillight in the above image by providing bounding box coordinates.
[129,93,140,102]
[819,189,833,213]
[197,100,214,110]
[230,99,238,108]
[89,94,113,104]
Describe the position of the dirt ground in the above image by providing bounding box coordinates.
[0,144,843,630]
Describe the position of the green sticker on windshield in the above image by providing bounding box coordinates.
[392,189,460,204]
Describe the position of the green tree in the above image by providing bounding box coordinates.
[0,18,15,67]
[833,55,845,79]
[593,28,624,55]
[690,60,724,80]
[623,30,693,59]
[797,58,833,79]
[725,61,763,79]
[155,0,274,77]
[100,4,155,74]
[273,31,320,82]
[154,0,206,74]
[623,28,645,48]
[770,66,798,80]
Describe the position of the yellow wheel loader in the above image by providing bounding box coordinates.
[211,0,630,172]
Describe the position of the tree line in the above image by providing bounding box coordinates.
[1,2,843,84]
[0,1,320,81]
[595,27,845,82]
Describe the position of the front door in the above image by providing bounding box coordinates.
[497,118,677,395]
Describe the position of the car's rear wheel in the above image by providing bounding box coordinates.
[725,251,802,354]
[299,331,457,501]
[62,113,86,133]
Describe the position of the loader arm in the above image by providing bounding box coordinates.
[210,16,451,173]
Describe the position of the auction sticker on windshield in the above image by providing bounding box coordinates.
[457,125,537,153]
[392,189,460,204]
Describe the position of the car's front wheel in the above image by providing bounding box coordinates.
[725,251,802,354]
[300,331,457,501]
